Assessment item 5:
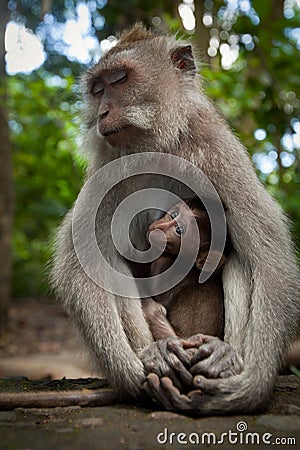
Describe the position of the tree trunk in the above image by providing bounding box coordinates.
[0,3,14,333]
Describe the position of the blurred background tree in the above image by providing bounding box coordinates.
[0,2,14,331]
[1,0,299,320]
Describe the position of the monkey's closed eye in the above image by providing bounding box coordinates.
[91,79,104,96]
[110,69,127,85]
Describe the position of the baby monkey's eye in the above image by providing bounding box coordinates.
[169,210,178,219]
[175,225,185,236]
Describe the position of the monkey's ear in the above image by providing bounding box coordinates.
[170,45,196,75]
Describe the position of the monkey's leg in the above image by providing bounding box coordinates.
[181,253,247,380]
[111,274,195,392]
[141,256,255,412]
[51,213,197,400]
[144,251,298,414]
[195,140,300,413]
[142,297,177,340]
[51,213,152,399]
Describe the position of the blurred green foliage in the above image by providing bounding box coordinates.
[200,0,300,252]
[7,0,300,296]
[8,73,85,295]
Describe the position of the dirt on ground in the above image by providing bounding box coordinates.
[0,298,300,450]
[0,298,93,379]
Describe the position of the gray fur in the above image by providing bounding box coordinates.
[50,25,300,412]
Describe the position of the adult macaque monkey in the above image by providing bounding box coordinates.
[51,24,300,414]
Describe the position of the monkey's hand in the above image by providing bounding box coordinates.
[139,337,200,391]
[188,334,244,379]
[143,373,203,411]
[143,373,242,413]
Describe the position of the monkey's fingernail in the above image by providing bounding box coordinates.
[194,376,204,386]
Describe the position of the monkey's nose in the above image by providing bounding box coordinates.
[100,110,109,119]
[156,219,177,232]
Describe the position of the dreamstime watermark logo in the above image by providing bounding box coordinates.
[156,421,297,446]
[72,152,227,298]
[236,420,248,432]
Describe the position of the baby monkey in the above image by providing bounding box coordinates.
[142,197,226,342]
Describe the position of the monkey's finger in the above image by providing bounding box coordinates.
[192,346,243,378]
[146,373,160,390]
[191,345,225,375]
[143,375,160,401]
[193,375,222,394]
[143,381,156,400]
[185,348,197,359]
[201,334,217,344]
[166,353,194,387]
[187,389,203,399]
[190,347,232,378]
[182,334,204,348]
[167,340,193,366]
[165,355,193,388]
[218,368,235,379]
[144,374,175,410]
[192,341,233,369]
[160,377,194,411]
[190,360,222,378]
[149,351,188,390]
[191,344,213,365]
[218,358,244,378]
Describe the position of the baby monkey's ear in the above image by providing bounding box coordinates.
[196,244,226,272]
[170,45,196,75]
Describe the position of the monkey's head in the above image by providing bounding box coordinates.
[147,200,209,258]
[83,23,200,149]
[147,198,226,272]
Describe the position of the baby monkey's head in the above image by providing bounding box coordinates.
[147,197,226,271]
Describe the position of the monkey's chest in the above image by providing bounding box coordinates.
[166,279,224,339]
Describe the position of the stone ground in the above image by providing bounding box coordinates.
[0,376,300,450]
[0,299,300,450]
[0,298,93,380]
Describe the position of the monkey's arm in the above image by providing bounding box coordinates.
[141,298,225,390]
[140,298,199,389]
[51,211,196,398]
[50,211,152,399]
[142,297,177,340]
[185,123,299,413]
[147,133,299,413]
[145,131,299,413]
[205,133,300,404]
